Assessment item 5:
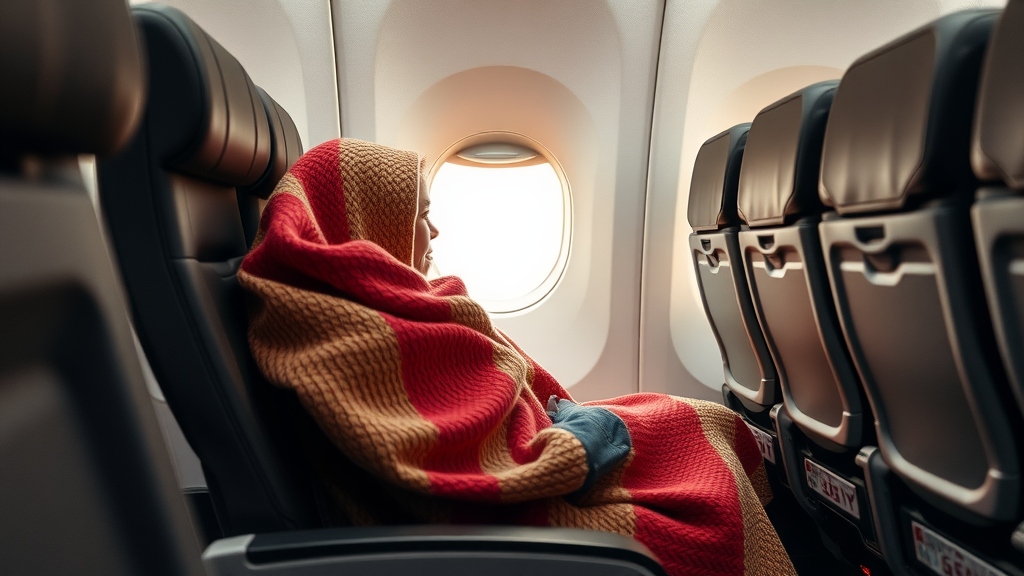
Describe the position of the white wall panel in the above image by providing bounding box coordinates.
[334,0,664,401]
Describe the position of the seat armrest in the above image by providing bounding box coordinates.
[203,525,666,576]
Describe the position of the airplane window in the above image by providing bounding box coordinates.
[428,154,568,312]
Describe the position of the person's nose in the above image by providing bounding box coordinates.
[429,221,439,240]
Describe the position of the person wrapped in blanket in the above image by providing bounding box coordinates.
[239,138,796,576]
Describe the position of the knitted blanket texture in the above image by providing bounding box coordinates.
[239,138,795,576]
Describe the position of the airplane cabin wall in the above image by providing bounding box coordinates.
[332,0,665,401]
[641,0,1007,400]
[119,0,1010,407]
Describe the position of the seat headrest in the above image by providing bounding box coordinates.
[134,4,270,186]
[0,0,145,157]
[820,9,999,215]
[687,124,750,232]
[240,87,304,199]
[973,1,1024,189]
[737,81,838,228]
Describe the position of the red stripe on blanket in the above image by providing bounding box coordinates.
[384,314,516,501]
[505,395,550,465]
[600,395,744,576]
[242,194,329,288]
[290,140,351,245]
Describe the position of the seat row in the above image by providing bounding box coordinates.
[689,3,1024,575]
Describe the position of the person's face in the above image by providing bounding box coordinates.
[412,175,439,275]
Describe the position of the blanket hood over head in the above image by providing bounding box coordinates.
[239,138,795,576]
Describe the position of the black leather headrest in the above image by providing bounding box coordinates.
[134,4,270,186]
[687,124,750,232]
[973,1,1024,189]
[738,81,838,228]
[0,0,145,157]
[240,87,304,199]
[820,9,999,215]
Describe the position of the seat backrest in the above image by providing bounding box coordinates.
[687,124,749,233]
[238,86,304,248]
[820,11,995,215]
[818,9,1019,521]
[972,0,1024,192]
[98,4,319,536]
[737,81,836,228]
[735,81,868,449]
[687,124,778,408]
[0,1,203,574]
[971,0,1024,421]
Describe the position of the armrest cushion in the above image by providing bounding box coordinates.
[204,525,666,576]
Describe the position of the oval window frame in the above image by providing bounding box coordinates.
[428,131,573,314]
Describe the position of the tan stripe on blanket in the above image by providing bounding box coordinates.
[548,449,637,536]
[674,398,796,576]
[449,295,591,503]
[240,271,437,492]
[338,139,419,266]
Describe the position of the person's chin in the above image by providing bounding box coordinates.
[418,252,433,275]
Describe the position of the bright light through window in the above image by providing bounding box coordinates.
[428,161,566,308]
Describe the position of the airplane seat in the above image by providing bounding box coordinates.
[737,80,866,450]
[93,9,666,576]
[238,86,303,249]
[687,123,779,414]
[972,1,1024,560]
[820,8,1024,576]
[97,3,321,536]
[0,0,204,573]
[819,7,1017,522]
[687,126,792,525]
[735,81,887,569]
[972,0,1024,440]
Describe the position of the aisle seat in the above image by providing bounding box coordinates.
[0,0,204,573]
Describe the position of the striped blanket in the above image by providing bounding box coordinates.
[239,138,795,576]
